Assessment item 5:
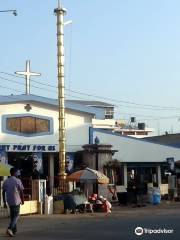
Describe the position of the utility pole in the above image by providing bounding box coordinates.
[54,1,67,182]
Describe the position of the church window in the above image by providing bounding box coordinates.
[3,114,52,136]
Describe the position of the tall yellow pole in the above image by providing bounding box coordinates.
[54,2,67,181]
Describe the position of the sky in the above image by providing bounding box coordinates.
[1,0,180,135]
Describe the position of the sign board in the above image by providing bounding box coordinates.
[166,157,175,171]
[32,180,46,202]
[39,180,46,202]
[0,144,58,152]
[0,150,8,164]
[66,152,74,174]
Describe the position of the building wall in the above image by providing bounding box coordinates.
[0,103,92,152]
[91,129,180,163]
[66,109,92,152]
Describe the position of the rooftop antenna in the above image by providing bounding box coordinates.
[58,0,61,8]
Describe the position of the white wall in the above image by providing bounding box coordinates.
[66,109,92,152]
[0,103,91,152]
[92,130,180,162]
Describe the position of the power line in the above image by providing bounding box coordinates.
[0,72,57,88]
[0,75,57,94]
[0,84,24,94]
[0,78,179,114]
[1,71,180,112]
[1,71,180,110]
[0,82,180,121]
[66,88,180,110]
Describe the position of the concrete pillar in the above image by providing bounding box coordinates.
[124,163,127,187]
[49,153,54,194]
[157,164,161,186]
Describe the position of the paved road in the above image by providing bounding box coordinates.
[0,207,180,240]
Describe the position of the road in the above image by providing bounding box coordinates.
[0,206,180,240]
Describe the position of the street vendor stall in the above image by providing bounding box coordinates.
[66,168,110,213]
[66,167,109,184]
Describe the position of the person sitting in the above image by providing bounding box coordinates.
[93,196,103,212]
[101,197,112,214]
[88,193,97,203]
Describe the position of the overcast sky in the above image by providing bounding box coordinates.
[1,0,180,135]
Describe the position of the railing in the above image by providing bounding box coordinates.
[46,176,69,196]
[0,176,70,210]
[20,176,69,198]
[20,177,32,200]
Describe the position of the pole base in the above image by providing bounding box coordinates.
[58,179,69,193]
[58,173,67,180]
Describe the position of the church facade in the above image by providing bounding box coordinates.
[1,59,180,199]
[0,94,104,193]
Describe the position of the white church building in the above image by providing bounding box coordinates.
[0,93,180,195]
[0,61,180,196]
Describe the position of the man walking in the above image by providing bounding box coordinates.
[2,167,24,237]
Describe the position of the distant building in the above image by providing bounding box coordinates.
[67,100,114,119]
[68,100,154,138]
[90,128,180,194]
[143,133,180,148]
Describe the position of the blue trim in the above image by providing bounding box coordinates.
[0,94,105,119]
[2,114,54,137]
[66,101,105,119]
[89,127,94,144]
[92,128,180,149]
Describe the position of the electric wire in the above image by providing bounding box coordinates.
[1,71,180,110]
[0,82,179,122]
[1,72,180,121]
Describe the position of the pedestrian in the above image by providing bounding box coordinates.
[2,167,24,237]
[135,179,147,207]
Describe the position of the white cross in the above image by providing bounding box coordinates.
[15,60,41,95]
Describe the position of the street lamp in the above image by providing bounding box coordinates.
[0,10,17,16]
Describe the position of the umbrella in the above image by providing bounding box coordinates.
[66,167,109,184]
[0,162,13,176]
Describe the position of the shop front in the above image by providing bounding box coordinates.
[127,162,160,186]
[0,144,58,196]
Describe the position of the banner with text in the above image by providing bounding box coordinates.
[0,144,58,152]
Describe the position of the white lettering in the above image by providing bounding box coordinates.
[135,227,174,235]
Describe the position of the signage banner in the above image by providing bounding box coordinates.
[0,144,58,152]
[166,157,175,171]
[32,152,43,174]
[0,150,8,164]
[66,152,74,174]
